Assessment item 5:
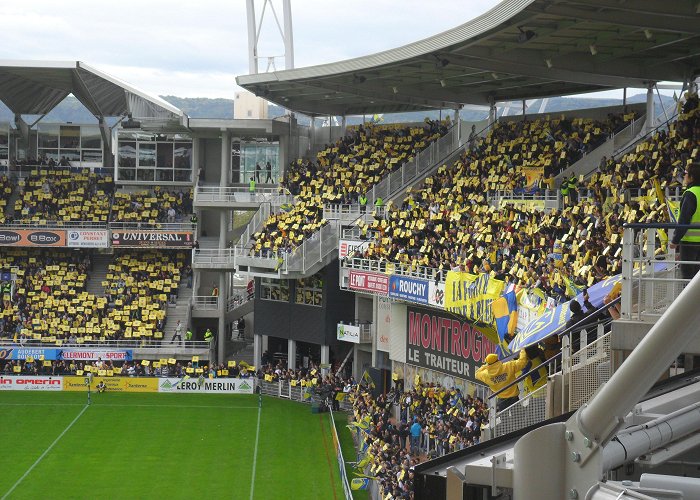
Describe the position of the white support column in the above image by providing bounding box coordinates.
[454,108,461,147]
[288,339,297,370]
[246,0,257,75]
[254,333,262,369]
[645,82,656,133]
[217,272,226,364]
[341,116,347,137]
[488,102,497,128]
[282,0,294,69]
[321,345,330,366]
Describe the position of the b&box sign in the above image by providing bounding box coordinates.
[0,229,66,247]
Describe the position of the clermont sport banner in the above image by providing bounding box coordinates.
[158,377,255,394]
[0,348,132,361]
[406,306,496,382]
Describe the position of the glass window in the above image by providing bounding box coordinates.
[156,142,174,168]
[174,142,192,169]
[231,142,241,182]
[0,133,8,147]
[60,126,80,148]
[81,127,102,149]
[174,169,192,182]
[156,169,173,182]
[61,150,80,162]
[295,273,323,307]
[136,168,155,181]
[39,149,60,162]
[81,150,102,162]
[120,168,136,181]
[38,125,60,148]
[118,142,136,169]
[260,278,290,302]
[138,143,156,167]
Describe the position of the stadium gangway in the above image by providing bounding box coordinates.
[282,220,340,275]
[486,189,559,211]
[366,120,495,208]
[193,184,294,208]
[233,201,271,247]
[620,222,700,321]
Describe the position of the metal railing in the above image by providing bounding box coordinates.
[487,189,559,210]
[367,125,459,205]
[341,257,446,284]
[0,221,194,232]
[192,295,219,310]
[284,220,339,273]
[621,223,695,321]
[194,184,294,205]
[0,339,211,349]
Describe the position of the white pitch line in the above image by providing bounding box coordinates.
[0,403,259,410]
[1,404,89,500]
[249,403,262,500]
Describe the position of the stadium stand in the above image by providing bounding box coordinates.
[110,187,193,224]
[13,169,113,223]
[249,120,450,256]
[0,174,12,223]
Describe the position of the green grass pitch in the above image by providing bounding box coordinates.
[0,392,358,500]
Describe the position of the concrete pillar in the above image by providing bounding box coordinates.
[353,345,359,381]
[645,83,656,133]
[254,333,262,369]
[288,339,297,370]
[262,334,268,353]
[192,137,200,184]
[341,116,347,137]
[454,108,461,147]
[321,345,330,366]
[217,271,226,364]
[488,102,497,128]
[220,131,230,187]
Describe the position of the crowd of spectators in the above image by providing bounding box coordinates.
[110,187,193,224]
[249,119,450,256]
[349,103,698,301]
[0,174,12,223]
[0,248,185,343]
[13,170,113,223]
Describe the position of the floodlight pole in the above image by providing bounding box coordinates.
[246,0,295,75]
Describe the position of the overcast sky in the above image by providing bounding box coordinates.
[2,0,503,98]
[4,0,676,101]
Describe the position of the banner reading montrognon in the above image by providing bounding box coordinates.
[405,306,496,382]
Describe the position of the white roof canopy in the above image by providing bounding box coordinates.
[237,0,700,116]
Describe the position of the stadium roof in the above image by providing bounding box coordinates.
[236,0,700,116]
[0,60,185,124]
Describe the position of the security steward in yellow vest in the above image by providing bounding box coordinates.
[475,350,528,412]
[670,162,700,279]
[560,179,570,206]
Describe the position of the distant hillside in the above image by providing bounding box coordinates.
[0,93,677,125]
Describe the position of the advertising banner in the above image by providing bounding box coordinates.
[0,348,132,362]
[337,323,361,344]
[58,349,132,362]
[405,306,496,382]
[428,281,445,308]
[348,270,389,295]
[376,297,392,353]
[338,239,370,259]
[0,375,63,391]
[0,229,66,247]
[389,276,429,304]
[63,376,158,393]
[111,231,194,248]
[66,230,110,248]
[157,377,255,394]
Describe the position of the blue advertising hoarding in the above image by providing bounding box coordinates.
[389,275,430,304]
[0,347,133,361]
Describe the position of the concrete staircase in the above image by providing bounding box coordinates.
[229,342,255,367]
[163,283,192,346]
[85,253,113,297]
